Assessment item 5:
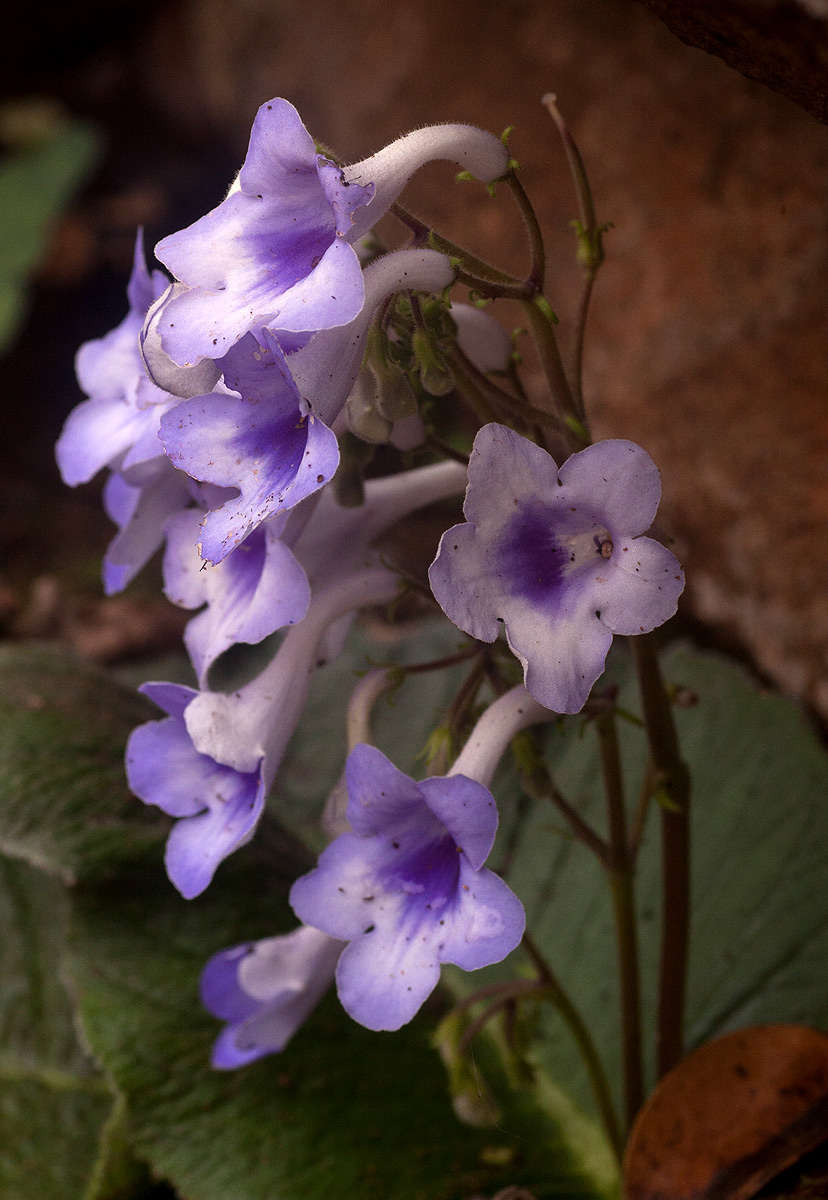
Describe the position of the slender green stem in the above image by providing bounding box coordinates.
[570,272,594,421]
[390,201,522,287]
[506,171,546,292]
[542,93,597,235]
[520,751,609,865]
[522,932,624,1162]
[427,655,489,774]
[629,759,656,860]
[597,713,644,1129]
[520,297,584,446]
[631,635,691,1078]
[454,265,536,301]
[542,94,608,425]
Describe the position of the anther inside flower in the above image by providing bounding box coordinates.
[289,744,525,1032]
[429,423,685,714]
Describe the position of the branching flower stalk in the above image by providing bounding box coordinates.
[55,92,693,1180]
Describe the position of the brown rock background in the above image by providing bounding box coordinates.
[2,0,826,714]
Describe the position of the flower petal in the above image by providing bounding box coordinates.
[438,860,525,971]
[558,439,662,538]
[418,774,498,871]
[160,368,339,564]
[344,743,424,836]
[599,536,685,635]
[126,715,213,819]
[164,766,265,899]
[504,588,614,714]
[335,924,441,1031]
[472,421,562,520]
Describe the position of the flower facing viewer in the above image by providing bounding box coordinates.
[429,423,685,713]
[289,744,525,1032]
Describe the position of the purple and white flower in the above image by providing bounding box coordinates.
[429,423,685,713]
[153,98,374,366]
[161,458,465,687]
[162,510,310,687]
[153,98,508,367]
[102,463,193,595]
[55,231,171,489]
[156,249,454,567]
[201,926,342,1068]
[128,567,401,896]
[159,330,340,565]
[126,681,267,900]
[289,744,525,1032]
[55,231,203,593]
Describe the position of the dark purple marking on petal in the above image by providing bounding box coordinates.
[498,501,611,610]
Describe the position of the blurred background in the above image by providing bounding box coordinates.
[1,0,826,717]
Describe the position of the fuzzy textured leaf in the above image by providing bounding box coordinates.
[0,644,168,882]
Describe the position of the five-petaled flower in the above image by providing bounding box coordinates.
[289,744,525,1032]
[429,423,685,714]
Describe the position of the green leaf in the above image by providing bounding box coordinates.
[468,643,828,1125]
[0,105,100,353]
[68,834,608,1200]
[0,644,168,883]
[0,856,114,1199]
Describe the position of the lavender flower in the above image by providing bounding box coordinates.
[153,98,508,367]
[126,682,267,900]
[55,231,170,488]
[201,926,343,1068]
[159,330,340,564]
[55,231,203,593]
[429,423,685,713]
[289,744,525,1032]
[162,511,310,687]
[153,98,374,366]
[102,464,193,595]
[128,568,401,896]
[156,249,454,566]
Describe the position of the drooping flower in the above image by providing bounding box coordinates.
[55,231,172,489]
[162,510,310,687]
[153,98,374,367]
[161,458,465,687]
[126,681,267,900]
[289,744,525,1032]
[429,423,685,713]
[201,926,342,1069]
[157,249,454,567]
[153,98,508,367]
[159,330,340,564]
[56,231,204,594]
[128,567,401,896]
[101,463,193,595]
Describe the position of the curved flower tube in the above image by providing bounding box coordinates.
[153,99,505,368]
[288,247,455,426]
[127,566,401,897]
[342,123,510,243]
